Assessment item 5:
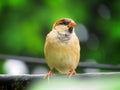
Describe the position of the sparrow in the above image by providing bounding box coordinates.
[44,18,80,78]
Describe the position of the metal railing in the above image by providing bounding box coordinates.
[0,54,120,71]
[0,54,120,90]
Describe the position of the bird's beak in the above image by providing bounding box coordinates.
[68,21,76,28]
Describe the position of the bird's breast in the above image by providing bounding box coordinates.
[44,31,80,74]
[45,39,79,73]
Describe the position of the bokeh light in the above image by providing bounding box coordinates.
[4,59,28,75]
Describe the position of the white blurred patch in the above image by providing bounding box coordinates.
[84,60,100,73]
[98,4,111,20]
[32,66,48,74]
[75,24,89,42]
[87,34,99,51]
[4,59,28,75]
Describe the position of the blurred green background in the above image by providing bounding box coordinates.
[0,0,120,74]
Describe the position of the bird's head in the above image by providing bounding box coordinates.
[53,18,76,34]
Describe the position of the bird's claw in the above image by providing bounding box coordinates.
[44,69,54,80]
[68,69,76,77]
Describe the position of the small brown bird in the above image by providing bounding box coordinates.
[44,18,80,78]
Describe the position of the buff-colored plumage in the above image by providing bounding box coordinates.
[44,18,80,77]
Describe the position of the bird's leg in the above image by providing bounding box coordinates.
[44,68,54,79]
[68,69,76,77]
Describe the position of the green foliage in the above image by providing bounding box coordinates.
[0,60,5,73]
[0,0,120,65]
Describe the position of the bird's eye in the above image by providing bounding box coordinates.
[59,21,69,25]
[68,27,73,33]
